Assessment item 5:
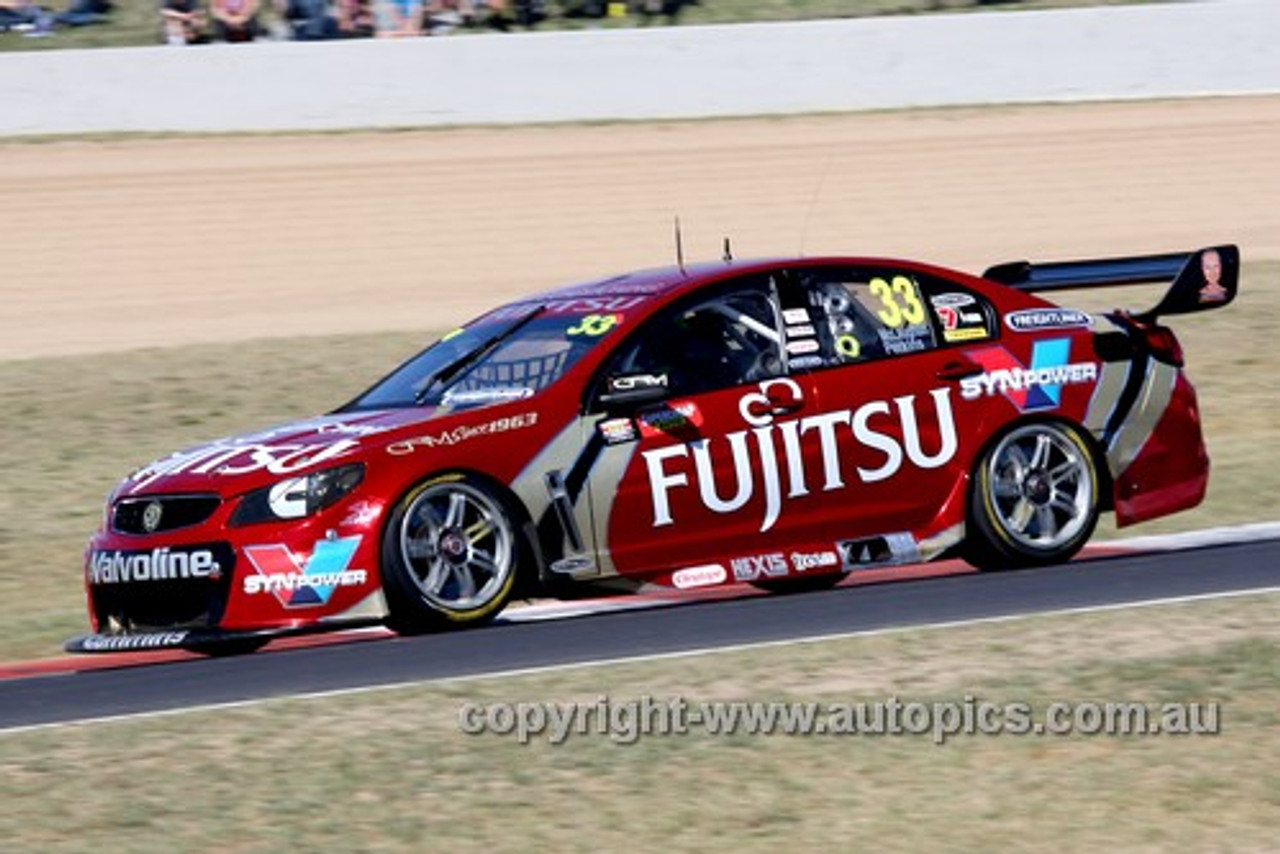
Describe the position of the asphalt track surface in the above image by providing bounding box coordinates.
[2,538,1278,732]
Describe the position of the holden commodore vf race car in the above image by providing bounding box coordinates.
[69,244,1239,654]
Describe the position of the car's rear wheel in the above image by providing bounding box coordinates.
[966,421,1099,570]
[381,474,525,634]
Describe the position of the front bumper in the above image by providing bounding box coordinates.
[82,495,389,637]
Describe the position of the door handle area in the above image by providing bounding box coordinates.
[936,361,983,381]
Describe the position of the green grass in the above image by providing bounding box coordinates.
[0,264,1276,663]
[2,590,1277,852]
[0,0,1160,52]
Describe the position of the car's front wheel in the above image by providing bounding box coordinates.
[381,474,526,634]
[966,421,1100,570]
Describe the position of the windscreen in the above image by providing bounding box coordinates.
[344,303,633,412]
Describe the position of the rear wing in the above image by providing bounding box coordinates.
[983,244,1239,322]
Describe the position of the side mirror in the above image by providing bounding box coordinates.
[598,373,669,413]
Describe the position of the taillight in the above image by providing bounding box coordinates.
[1106,312,1185,368]
[1142,324,1184,367]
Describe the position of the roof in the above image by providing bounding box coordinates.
[503,255,988,311]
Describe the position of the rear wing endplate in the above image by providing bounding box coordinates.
[983,244,1239,322]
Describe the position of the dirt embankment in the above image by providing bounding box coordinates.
[2,96,1278,361]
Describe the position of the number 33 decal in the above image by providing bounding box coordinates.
[567,314,621,337]
[870,276,925,328]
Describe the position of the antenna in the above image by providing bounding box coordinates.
[674,216,686,274]
[798,149,835,256]
[723,237,733,262]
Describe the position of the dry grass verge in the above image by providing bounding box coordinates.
[2,590,1277,852]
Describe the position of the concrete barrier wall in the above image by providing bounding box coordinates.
[2,0,1278,136]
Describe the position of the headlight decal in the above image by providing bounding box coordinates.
[230,463,365,527]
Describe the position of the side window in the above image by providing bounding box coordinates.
[795,267,998,368]
[603,281,785,399]
[921,283,998,345]
[801,268,938,365]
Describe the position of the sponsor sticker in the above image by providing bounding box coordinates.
[961,339,1098,410]
[267,478,309,520]
[788,355,825,370]
[1004,308,1093,333]
[936,306,984,330]
[786,324,817,338]
[637,401,703,439]
[943,327,990,343]
[729,552,788,582]
[88,546,226,585]
[129,438,360,490]
[790,550,839,572]
[387,412,538,455]
[599,417,638,445]
[441,387,534,407]
[488,296,647,320]
[340,500,381,528]
[549,555,595,575]
[608,373,667,393]
[313,420,389,437]
[243,535,368,608]
[930,292,976,308]
[672,564,728,589]
[643,381,958,534]
[738,378,803,427]
[786,339,820,355]
[783,308,811,324]
[79,632,189,652]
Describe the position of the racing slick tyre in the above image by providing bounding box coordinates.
[381,474,529,634]
[966,421,1100,571]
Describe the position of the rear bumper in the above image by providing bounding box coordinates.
[1113,373,1209,527]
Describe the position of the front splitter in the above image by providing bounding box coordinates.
[65,618,383,654]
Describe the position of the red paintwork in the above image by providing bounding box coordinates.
[1114,373,1209,527]
[76,255,1216,646]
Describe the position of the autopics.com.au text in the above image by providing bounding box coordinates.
[457,695,1221,746]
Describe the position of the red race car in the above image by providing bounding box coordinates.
[70,245,1238,653]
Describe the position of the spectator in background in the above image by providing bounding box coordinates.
[54,0,111,26]
[1,0,41,31]
[283,0,335,38]
[211,0,260,40]
[3,0,112,35]
[636,0,688,25]
[377,0,419,36]
[161,0,205,42]
[510,0,545,29]
[423,0,512,34]
[334,0,371,36]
